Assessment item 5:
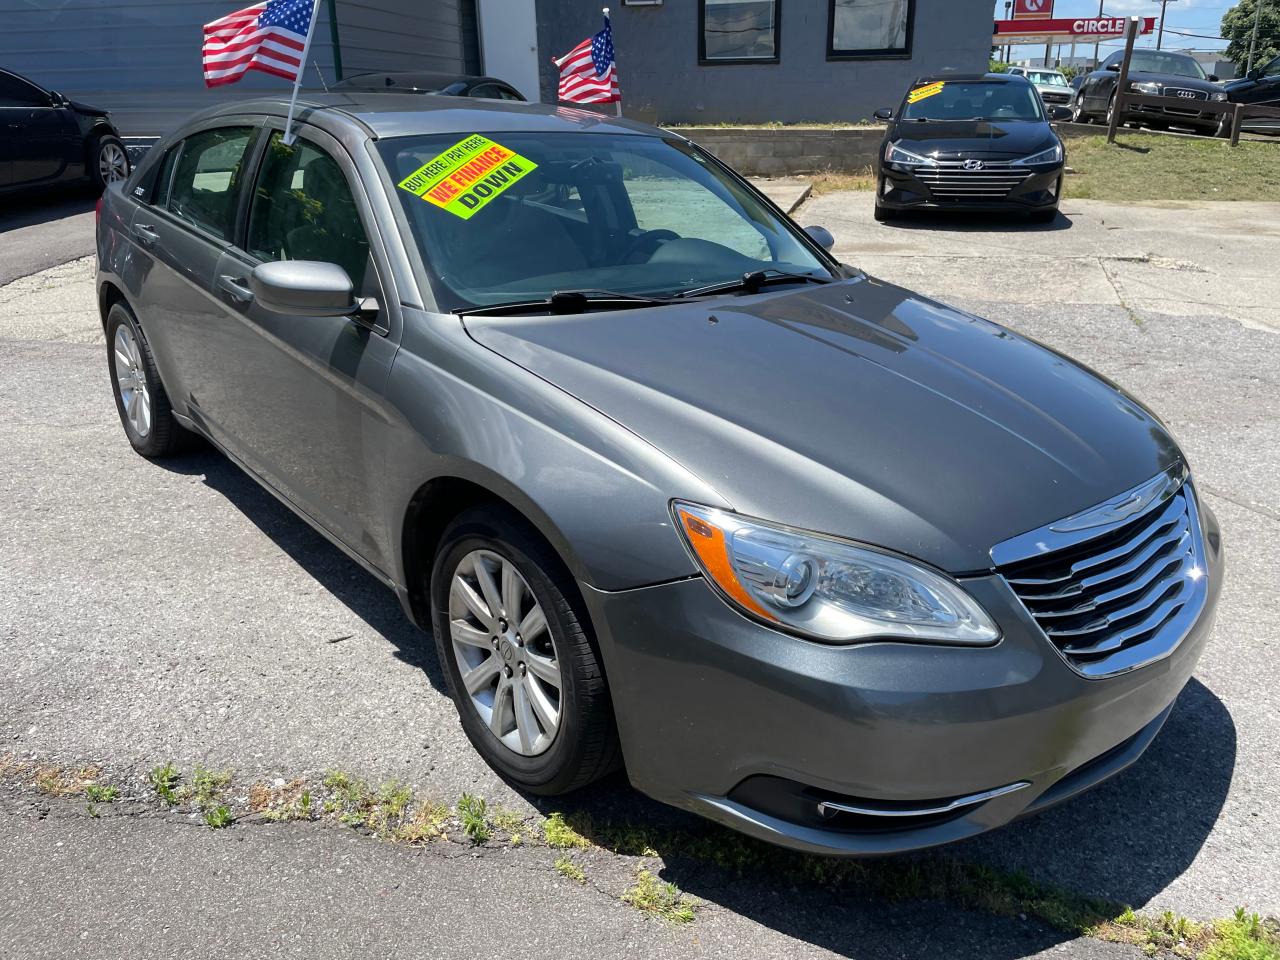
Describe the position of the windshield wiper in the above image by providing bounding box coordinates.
[455,289,681,317]
[673,269,835,300]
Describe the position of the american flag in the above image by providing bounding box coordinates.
[202,0,315,88]
[554,16,620,104]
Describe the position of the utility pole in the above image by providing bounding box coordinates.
[1004,1,1013,63]
[1094,0,1105,67]
[1154,0,1179,51]
[1246,0,1265,74]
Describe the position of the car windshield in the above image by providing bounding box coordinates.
[900,81,1044,122]
[1028,71,1068,86]
[1126,51,1207,79]
[378,132,829,310]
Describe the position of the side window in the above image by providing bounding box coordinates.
[167,126,256,241]
[0,72,51,107]
[151,145,181,205]
[246,132,372,294]
[1264,57,1280,79]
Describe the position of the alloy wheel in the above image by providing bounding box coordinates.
[448,549,562,757]
[99,141,129,184]
[1072,93,1087,123]
[113,324,152,437]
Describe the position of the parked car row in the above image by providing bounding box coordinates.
[1069,49,1280,137]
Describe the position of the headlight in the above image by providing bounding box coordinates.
[1131,81,1162,95]
[1016,142,1064,165]
[885,142,935,166]
[672,502,1000,646]
[1210,91,1228,102]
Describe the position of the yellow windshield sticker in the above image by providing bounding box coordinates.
[908,81,945,104]
[397,134,538,220]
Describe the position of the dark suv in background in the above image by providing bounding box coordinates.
[0,67,129,194]
[1225,53,1280,133]
[1071,49,1227,134]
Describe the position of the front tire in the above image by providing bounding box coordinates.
[105,302,190,458]
[1072,93,1090,123]
[89,134,130,192]
[430,504,620,795]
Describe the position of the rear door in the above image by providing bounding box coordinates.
[208,122,401,566]
[124,121,263,432]
[0,71,67,186]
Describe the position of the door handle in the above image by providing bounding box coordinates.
[132,224,160,247]
[217,274,254,304]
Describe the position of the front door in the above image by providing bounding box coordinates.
[0,71,67,186]
[208,124,400,568]
[1241,55,1280,107]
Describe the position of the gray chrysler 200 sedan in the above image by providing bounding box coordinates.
[96,94,1222,855]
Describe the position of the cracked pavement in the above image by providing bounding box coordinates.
[1,192,1277,959]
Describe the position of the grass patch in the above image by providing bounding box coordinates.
[1064,134,1280,202]
[203,805,234,829]
[190,765,232,811]
[84,784,119,803]
[542,811,592,850]
[391,799,451,844]
[554,857,587,884]
[457,793,490,844]
[322,770,377,827]
[809,168,877,195]
[32,765,101,797]
[148,763,181,805]
[622,869,696,925]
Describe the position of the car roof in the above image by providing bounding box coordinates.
[912,72,1022,86]
[334,71,514,90]
[186,93,661,143]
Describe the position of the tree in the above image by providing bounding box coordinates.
[1221,0,1279,72]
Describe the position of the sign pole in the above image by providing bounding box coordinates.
[1107,17,1140,144]
[283,0,323,146]
[1246,0,1265,74]
[603,6,621,118]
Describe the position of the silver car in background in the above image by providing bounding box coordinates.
[1010,67,1075,109]
[95,93,1222,856]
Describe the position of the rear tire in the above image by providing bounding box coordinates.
[430,504,621,795]
[105,302,192,458]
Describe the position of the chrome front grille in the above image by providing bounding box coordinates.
[1040,91,1071,104]
[992,466,1209,678]
[1161,87,1209,117]
[914,162,1032,200]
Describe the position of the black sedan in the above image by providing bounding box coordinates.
[0,68,129,194]
[332,71,525,102]
[872,74,1067,223]
[1071,49,1227,135]
[1224,53,1280,134]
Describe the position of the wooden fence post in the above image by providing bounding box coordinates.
[1107,17,1141,145]
[1230,103,1245,146]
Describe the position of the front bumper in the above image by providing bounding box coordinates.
[581,501,1222,856]
[878,161,1062,213]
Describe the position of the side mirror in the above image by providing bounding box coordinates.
[250,260,358,317]
[47,90,66,107]
[1208,74,1220,83]
[1048,105,1074,122]
[1105,63,1120,72]
[804,225,836,251]
[872,107,894,121]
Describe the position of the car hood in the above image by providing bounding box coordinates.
[889,120,1056,160]
[464,278,1182,574]
[69,99,110,118]
[1125,71,1220,92]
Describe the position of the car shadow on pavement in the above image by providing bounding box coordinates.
[153,448,449,694]
[882,210,1074,233]
[560,679,1234,960]
[0,185,98,234]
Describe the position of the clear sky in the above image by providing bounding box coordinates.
[992,0,1235,52]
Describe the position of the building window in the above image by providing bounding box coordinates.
[700,0,779,64]
[828,0,913,59]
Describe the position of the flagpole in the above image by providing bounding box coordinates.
[283,0,323,145]
[604,6,622,118]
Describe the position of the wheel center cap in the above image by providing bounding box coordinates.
[499,638,514,662]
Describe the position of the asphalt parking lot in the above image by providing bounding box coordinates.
[1,190,1276,958]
